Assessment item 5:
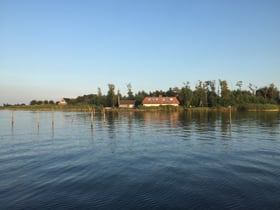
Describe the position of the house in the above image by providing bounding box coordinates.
[58,98,71,105]
[142,95,180,107]
[119,100,136,108]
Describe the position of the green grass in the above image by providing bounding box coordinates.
[1,103,279,112]
[0,104,98,112]
[237,103,280,111]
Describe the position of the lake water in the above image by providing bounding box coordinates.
[0,110,279,210]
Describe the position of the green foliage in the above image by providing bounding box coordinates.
[179,82,192,107]
[127,83,134,100]
[30,100,54,105]
[219,80,232,106]
[237,104,279,111]
[134,90,148,107]
[193,81,208,107]
[106,84,116,107]
[256,84,279,104]
[22,80,279,111]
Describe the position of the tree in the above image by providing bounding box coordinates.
[236,81,243,91]
[234,81,243,104]
[117,89,121,106]
[127,83,134,99]
[248,83,257,95]
[193,81,207,107]
[97,87,104,106]
[179,82,193,107]
[135,90,148,107]
[256,83,279,104]
[30,100,37,105]
[205,80,218,107]
[267,83,279,102]
[166,87,179,97]
[219,80,231,106]
[106,83,116,107]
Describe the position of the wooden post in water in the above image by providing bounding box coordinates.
[11,111,14,127]
[37,111,40,128]
[51,111,55,138]
[229,105,232,126]
[91,110,94,129]
[103,108,106,123]
[52,111,54,128]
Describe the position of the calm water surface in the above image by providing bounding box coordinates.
[0,110,279,210]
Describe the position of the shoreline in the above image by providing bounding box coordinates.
[0,105,279,112]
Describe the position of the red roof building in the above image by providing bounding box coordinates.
[119,100,136,108]
[142,95,180,107]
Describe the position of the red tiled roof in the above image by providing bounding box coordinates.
[142,95,180,105]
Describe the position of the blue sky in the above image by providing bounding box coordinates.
[1,0,280,104]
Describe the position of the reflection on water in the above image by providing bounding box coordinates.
[4,111,279,140]
[0,110,280,210]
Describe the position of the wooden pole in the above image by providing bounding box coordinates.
[37,111,40,128]
[91,111,94,129]
[103,108,106,123]
[11,111,14,127]
[52,111,54,128]
[51,111,54,138]
[90,111,94,142]
[36,111,40,136]
[229,105,232,126]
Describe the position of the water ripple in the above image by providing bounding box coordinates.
[0,111,280,209]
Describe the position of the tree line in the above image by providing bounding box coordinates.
[43,80,279,108]
[30,100,55,105]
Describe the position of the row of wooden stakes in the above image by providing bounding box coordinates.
[10,111,106,128]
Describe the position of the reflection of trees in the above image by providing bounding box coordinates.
[106,112,117,153]
[107,112,116,139]
[233,112,279,127]
[84,111,279,147]
[256,112,279,129]
[179,111,232,137]
[127,112,133,139]
[101,111,137,153]
[221,112,231,134]
[182,111,219,133]
[178,112,192,126]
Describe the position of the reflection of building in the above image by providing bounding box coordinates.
[119,100,135,108]
[142,95,180,107]
[58,98,71,105]
[142,112,180,127]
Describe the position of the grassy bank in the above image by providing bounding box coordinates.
[1,104,279,112]
[237,104,280,112]
[0,105,98,112]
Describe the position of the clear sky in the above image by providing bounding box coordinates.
[1,0,280,104]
